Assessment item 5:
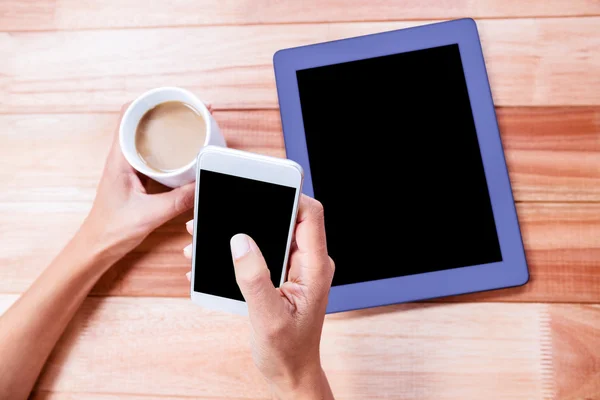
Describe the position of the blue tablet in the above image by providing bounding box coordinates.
[273,18,529,313]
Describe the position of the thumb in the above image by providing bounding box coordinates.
[230,234,281,314]
[150,182,196,225]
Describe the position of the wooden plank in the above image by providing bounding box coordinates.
[550,305,600,399]
[0,108,598,205]
[7,298,600,400]
[2,0,600,31]
[0,202,598,303]
[10,306,600,400]
[4,204,597,304]
[0,111,284,206]
[0,296,561,399]
[439,203,600,303]
[497,107,600,153]
[98,202,600,303]
[1,18,599,113]
[0,109,599,301]
[498,107,600,201]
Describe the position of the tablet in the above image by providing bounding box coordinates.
[273,18,529,313]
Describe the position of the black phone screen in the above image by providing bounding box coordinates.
[295,43,502,287]
[193,170,297,301]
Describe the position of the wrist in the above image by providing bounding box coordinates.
[43,224,121,290]
[73,220,128,269]
[268,364,332,400]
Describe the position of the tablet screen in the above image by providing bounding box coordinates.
[296,43,502,287]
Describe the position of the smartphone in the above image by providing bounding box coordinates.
[190,146,303,314]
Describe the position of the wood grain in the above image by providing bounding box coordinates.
[0,109,599,301]
[0,108,598,206]
[1,18,599,113]
[550,305,600,399]
[2,0,600,31]
[28,304,600,400]
[0,202,599,303]
[0,296,563,399]
[0,111,284,207]
[0,0,597,398]
[498,107,600,201]
[440,203,600,303]
[497,107,600,153]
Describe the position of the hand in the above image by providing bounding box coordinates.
[184,195,335,399]
[80,105,196,263]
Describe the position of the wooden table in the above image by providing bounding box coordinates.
[1,1,599,399]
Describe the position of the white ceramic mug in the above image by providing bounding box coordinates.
[119,87,226,188]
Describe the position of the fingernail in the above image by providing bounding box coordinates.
[230,234,251,260]
[186,220,193,231]
[185,271,191,280]
[183,244,192,257]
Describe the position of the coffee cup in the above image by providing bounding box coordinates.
[119,87,226,188]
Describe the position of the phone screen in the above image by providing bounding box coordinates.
[193,170,297,301]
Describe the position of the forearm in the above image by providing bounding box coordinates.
[0,227,118,400]
[270,365,334,400]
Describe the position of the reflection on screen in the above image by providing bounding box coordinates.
[194,170,297,301]
[296,44,502,287]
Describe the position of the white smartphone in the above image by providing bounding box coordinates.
[191,146,304,314]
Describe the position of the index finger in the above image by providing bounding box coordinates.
[294,195,328,255]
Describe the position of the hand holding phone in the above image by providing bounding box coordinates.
[186,146,335,398]
[185,194,335,399]
[229,196,335,399]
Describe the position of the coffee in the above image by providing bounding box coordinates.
[135,101,206,172]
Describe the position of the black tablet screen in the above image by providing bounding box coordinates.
[296,44,502,287]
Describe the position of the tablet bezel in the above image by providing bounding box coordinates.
[273,18,529,313]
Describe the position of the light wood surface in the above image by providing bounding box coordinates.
[1,199,598,303]
[0,295,576,400]
[0,296,596,400]
[1,1,599,399]
[1,110,598,304]
[1,18,600,114]
[550,305,600,399]
[1,108,598,205]
[2,0,600,31]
